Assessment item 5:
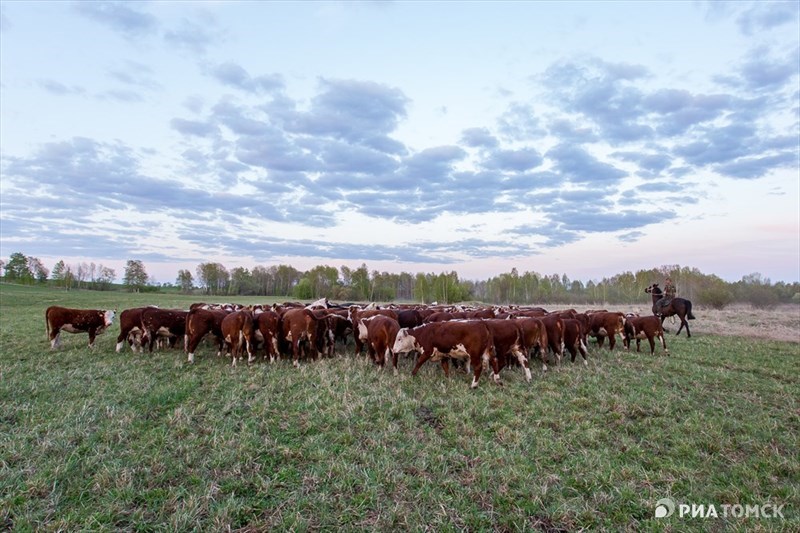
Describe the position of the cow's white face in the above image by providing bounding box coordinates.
[104,310,116,327]
[392,329,419,354]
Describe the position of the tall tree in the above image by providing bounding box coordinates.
[28,257,49,283]
[96,265,116,290]
[176,269,194,293]
[4,252,33,282]
[123,259,149,292]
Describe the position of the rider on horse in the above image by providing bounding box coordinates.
[655,277,676,315]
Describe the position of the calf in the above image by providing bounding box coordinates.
[45,306,115,349]
[624,314,668,356]
[255,309,281,362]
[140,308,188,353]
[281,308,321,367]
[185,307,230,363]
[587,311,626,351]
[392,321,500,389]
[483,319,532,382]
[115,306,153,353]
[562,318,589,365]
[358,315,401,371]
[221,309,256,367]
[348,306,398,356]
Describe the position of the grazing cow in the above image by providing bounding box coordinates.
[392,321,500,389]
[326,308,353,349]
[396,309,423,329]
[185,307,230,363]
[140,308,188,353]
[115,306,154,353]
[587,311,626,350]
[281,308,321,367]
[358,315,402,370]
[562,318,589,365]
[221,309,257,367]
[623,314,669,356]
[483,319,532,382]
[45,306,115,349]
[255,309,281,362]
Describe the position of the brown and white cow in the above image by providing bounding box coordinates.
[587,311,626,351]
[514,317,550,372]
[348,306,398,356]
[45,306,115,349]
[221,309,256,367]
[539,314,565,364]
[358,315,401,371]
[483,319,532,382]
[185,307,230,363]
[140,308,188,353]
[255,309,281,362]
[115,306,154,353]
[281,308,321,367]
[623,314,668,356]
[562,318,589,365]
[392,321,500,389]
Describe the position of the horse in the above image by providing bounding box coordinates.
[645,284,696,337]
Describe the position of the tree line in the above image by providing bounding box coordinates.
[2,252,798,308]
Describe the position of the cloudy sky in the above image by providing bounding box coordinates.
[1,1,798,284]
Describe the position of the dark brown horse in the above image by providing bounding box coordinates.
[645,284,696,337]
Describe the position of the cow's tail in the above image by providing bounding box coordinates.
[45,308,51,339]
[687,300,696,320]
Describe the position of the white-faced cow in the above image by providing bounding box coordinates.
[483,319,532,382]
[185,307,230,363]
[392,321,500,389]
[46,306,115,349]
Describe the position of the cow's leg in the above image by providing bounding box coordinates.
[116,330,126,352]
[440,358,450,377]
[411,350,432,376]
[390,350,398,375]
[292,339,301,368]
[50,329,61,350]
[513,348,532,382]
[88,328,97,348]
[470,355,483,389]
[578,340,589,365]
[647,336,656,356]
[486,351,502,386]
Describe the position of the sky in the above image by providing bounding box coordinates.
[1,1,799,285]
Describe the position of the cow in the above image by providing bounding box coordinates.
[483,319,532,382]
[587,311,626,350]
[45,306,115,349]
[115,306,154,353]
[255,309,281,362]
[281,308,321,367]
[185,307,230,363]
[623,314,669,356]
[358,315,401,371]
[348,306,398,356]
[562,318,589,365]
[515,317,550,372]
[539,314,565,364]
[396,309,423,329]
[392,321,500,389]
[221,309,257,367]
[140,308,188,353]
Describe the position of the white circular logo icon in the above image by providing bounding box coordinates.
[655,497,676,518]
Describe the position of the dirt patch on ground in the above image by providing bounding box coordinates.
[567,304,800,343]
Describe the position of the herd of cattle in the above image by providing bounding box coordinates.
[45,298,670,388]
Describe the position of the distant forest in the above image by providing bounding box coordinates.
[2,251,798,308]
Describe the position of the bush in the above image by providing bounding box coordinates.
[744,285,780,309]
[697,287,733,309]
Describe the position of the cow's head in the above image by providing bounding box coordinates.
[392,328,419,354]
[104,310,116,327]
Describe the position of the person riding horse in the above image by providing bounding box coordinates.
[655,277,676,315]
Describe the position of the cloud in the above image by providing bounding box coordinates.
[496,103,546,141]
[171,118,218,138]
[209,62,285,94]
[737,2,800,35]
[461,127,499,148]
[38,79,86,96]
[73,1,158,38]
[546,143,628,184]
[164,14,225,55]
[714,152,798,179]
[481,147,543,172]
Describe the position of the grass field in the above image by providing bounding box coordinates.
[1,284,798,531]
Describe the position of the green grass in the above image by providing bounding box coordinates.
[1,284,798,531]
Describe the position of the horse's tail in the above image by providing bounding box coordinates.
[686,300,696,320]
